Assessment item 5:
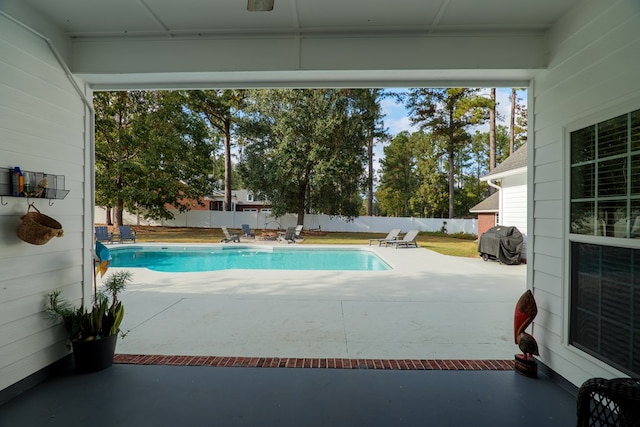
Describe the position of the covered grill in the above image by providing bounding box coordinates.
[478,225,523,265]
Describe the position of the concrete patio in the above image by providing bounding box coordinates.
[114,244,528,360]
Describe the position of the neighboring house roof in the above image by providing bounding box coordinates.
[206,189,270,206]
[469,191,499,213]
[481,143,527,181]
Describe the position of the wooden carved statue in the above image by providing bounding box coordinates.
[513,290,539,377]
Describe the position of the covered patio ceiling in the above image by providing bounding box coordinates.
[11,0,582,88]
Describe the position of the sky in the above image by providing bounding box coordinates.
[374,87,527,173]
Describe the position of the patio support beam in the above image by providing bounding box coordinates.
[71,33,546,88]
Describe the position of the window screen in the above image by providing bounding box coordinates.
[570,242,640,376]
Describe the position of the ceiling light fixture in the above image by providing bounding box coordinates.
[247,0,274,11]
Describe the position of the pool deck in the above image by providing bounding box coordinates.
[114,242,527,361]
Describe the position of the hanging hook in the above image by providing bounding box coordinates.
[49,198,55,207]
[0,196,7,206]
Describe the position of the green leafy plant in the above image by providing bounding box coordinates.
[47,270,132,341]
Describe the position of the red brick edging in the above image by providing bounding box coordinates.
[114,354,514,370]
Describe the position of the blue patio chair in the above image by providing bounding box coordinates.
[118,225,136,243]
[95,226,113,243]
[242,224,255,239]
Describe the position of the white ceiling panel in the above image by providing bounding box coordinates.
[20,0,583,38]
[438,0,579,29]
[295,0,441,31]
[145,0,296,33]
[22,0,164,35]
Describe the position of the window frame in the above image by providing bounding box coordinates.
[564,99,640,377]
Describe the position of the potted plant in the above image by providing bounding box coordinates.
[46,269,132,373]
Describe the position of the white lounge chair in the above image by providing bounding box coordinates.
[221,226,240,243]
[369,229,401,246]
[387,229,419,248]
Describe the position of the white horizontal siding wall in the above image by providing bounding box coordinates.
[499,173,527,256]
[532,0,640,386]
[0,14,90,392]
[500,174,527,233]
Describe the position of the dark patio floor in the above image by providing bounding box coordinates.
[1,362,577,427]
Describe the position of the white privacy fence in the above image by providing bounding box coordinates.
[95,207,478,235]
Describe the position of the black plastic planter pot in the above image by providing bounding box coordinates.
[71,335,118,373]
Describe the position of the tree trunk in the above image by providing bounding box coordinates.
[296,184,306,226]
[105,207,112,226]
[509,88,516,155]
[115,200,124,227]
[367,128,374,216]
[489,88,497,195]
[224,120,232,211]
[448,144,455,219]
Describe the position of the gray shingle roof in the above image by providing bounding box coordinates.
[483,142,527,179]
[469,191,499,213]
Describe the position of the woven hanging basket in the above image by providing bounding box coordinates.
[17,204,64,245]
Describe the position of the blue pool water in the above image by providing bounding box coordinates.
[109,246,391,272]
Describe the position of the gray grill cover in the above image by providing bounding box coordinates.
[478,226,523,265]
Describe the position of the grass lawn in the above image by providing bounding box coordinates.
[121,226,480,258]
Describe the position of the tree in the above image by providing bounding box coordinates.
[359,89,389,216]
[510,88,528,154]
[94,91,214,224]
[376,131,416,216]
[185,90,245,211]
[488,88,497,194]
[410,131,449,217]
[406,88,491,218]
[238,89,369,225]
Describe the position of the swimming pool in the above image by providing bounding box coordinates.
[109,245,391,272]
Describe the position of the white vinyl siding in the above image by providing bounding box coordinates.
[532,0,640,386]
[0,14,89,392]
[501,186,527,232]
[499,174,528,256]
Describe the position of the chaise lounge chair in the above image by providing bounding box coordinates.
[118,225,136,243]
[95,226,113,243]
[221,226,240,243]
[386,229,419,248]
[242,224,255,239]
[369,228,401,246]
[293,224,303,241]
[277,226,296,244]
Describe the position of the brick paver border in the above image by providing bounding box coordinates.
[114,354,514,370]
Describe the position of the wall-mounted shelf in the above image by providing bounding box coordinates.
[0,167,69,204]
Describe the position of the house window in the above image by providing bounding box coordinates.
[569,108,640,376]
[570,109,640,237]
[570,242,640,376]
[247,193,254,202]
